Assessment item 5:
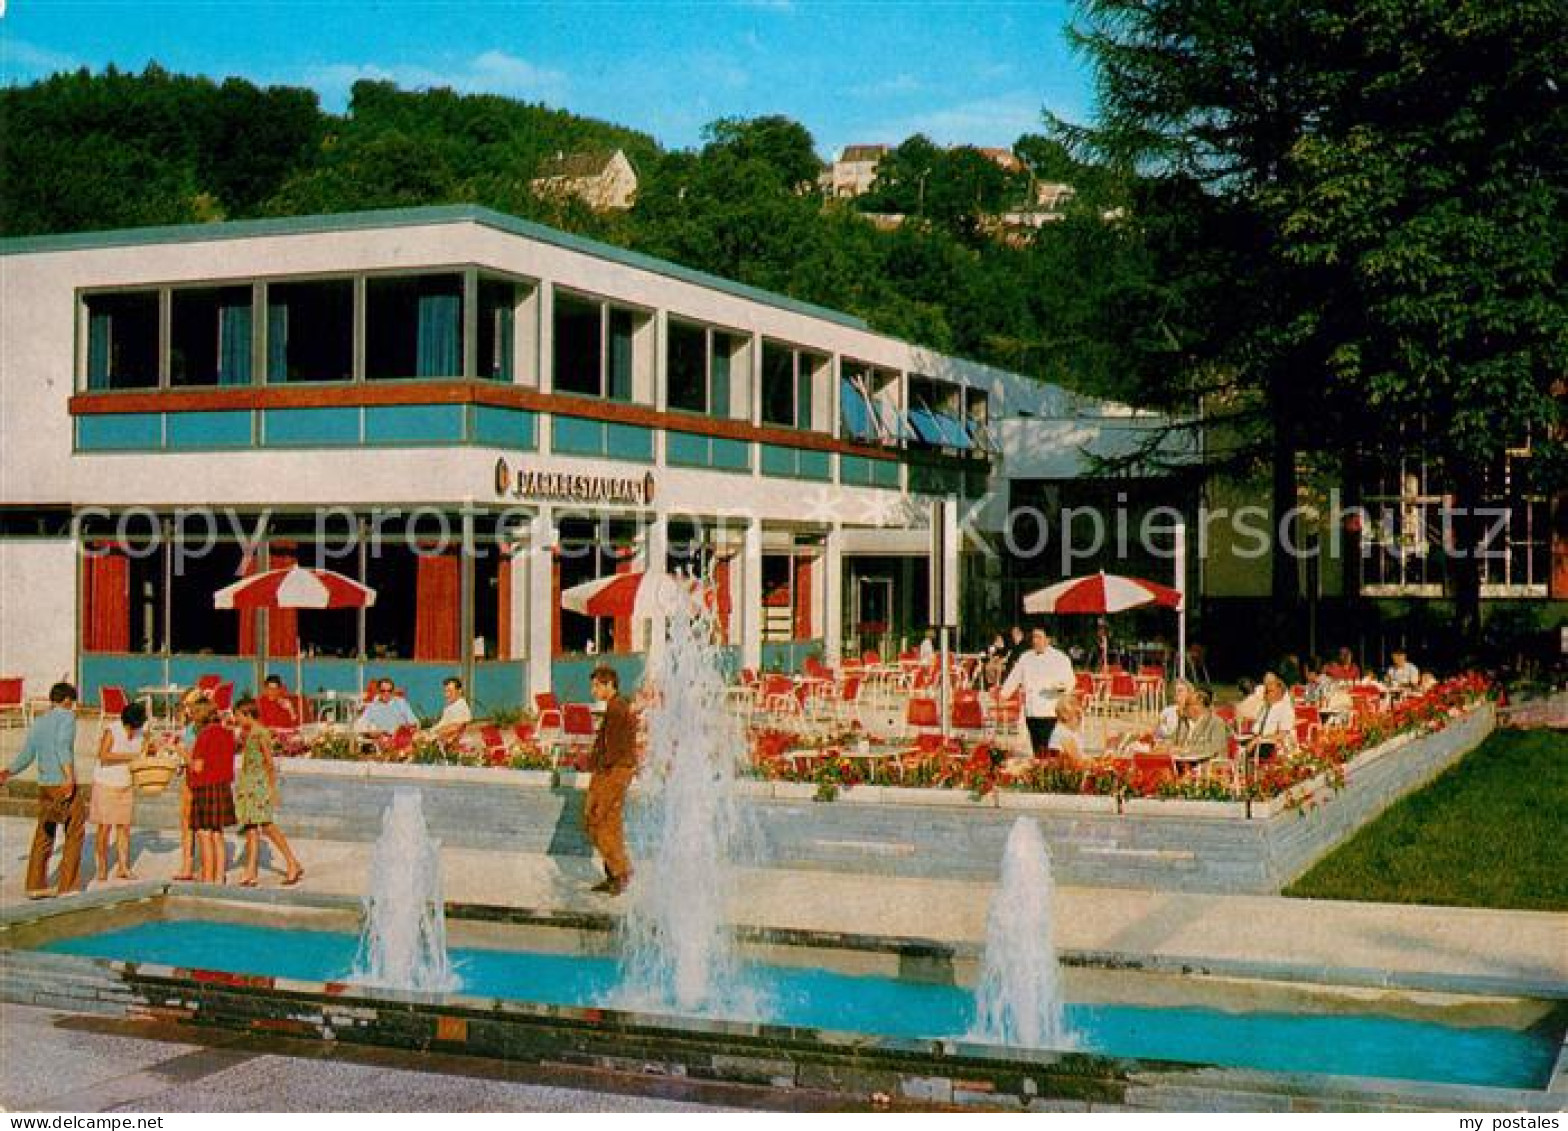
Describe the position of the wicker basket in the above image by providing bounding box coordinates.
[128,752,183,795]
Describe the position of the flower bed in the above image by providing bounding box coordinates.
[747,674,1495,805]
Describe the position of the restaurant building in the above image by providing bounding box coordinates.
[0,205,1171,714]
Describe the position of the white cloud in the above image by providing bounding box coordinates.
[300,50,568,110]
[0,36,80,80]
[850,72,921,98]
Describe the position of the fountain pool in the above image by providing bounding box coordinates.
[12,895,1562,1098]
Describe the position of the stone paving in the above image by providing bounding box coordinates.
[2,814,1564,993]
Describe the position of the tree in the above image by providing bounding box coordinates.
[700,115,822,192]
[1272,0,1567,643]
[1061,0,1565,649]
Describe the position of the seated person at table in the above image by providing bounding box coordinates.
[258,675,302,730]
[1385,649,1420,691]
[1046,694,1088,767]
[354,679,419,736]
[1323,646,1361,682]
[1244,673,1297,760]
[1233,677,1265,730]
[1154,680,1193,743]
[1171,687,1230,766]
[427,677,472,746]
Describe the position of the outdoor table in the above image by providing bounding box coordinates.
[308,689,360,726]
[137,684,185,722]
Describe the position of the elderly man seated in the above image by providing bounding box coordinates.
[1166,686,1230,769]
[1243,672,1298,763]
[355,678,419,738]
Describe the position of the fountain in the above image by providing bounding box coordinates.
[970,817,1072,1049]
[612,573,758,1016]
[353,788,459,993]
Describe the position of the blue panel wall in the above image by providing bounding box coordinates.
[263,407,361,446]
[551,653,645,704]
[798,450,832,480]
[759,443,795,477]
[79,654,167,709]
[760,444,831,481]
[77,414,164,451]
[364,404,466,444]
[761,640,824,673]
[472,660,528,715]
[472,405,538,449]
[711,437,752,471]
[605,423,654,462]
[666,431,708,467]
[166,411,253,450]
[551,416,604,456]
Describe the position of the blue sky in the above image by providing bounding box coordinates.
[0,1,1095,158]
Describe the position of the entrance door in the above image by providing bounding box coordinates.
[853,576,894,660]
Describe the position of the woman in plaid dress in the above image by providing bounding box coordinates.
[186,699,236,883]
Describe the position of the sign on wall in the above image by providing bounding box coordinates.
[493,457,655,506]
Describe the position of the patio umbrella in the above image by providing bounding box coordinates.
[214,566,377,698]
[1022,571,1182,615]
[561,571,730,619]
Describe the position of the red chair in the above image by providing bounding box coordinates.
[1074,672,1096,696]
[951,692,986,735]
[1107,673,1138,711]
[478,724,509,766]
[1138,665,1165,680]
[861,650,880,666]
[563,703,598,767]
[512,721,538,748]
[905,696,940,737]
[98,685,131,727]
[196,674,223,693]
[0,677,25,728]
[534,692,564,734]
[1214,704,1238,725]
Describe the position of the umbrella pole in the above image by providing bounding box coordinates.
[1175,521,1188,683]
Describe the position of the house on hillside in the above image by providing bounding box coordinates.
[977,147,1025,175]
[821,144,890,198]
[529,149,639,211]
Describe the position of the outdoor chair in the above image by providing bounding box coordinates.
[98,685,132,728]
[1106,673,1139,714]
[0,677,25,729]
[951,691,986,738]
[561,703,597,766]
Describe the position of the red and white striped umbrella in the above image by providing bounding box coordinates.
[1023,571,1182,615]
[213,566,376,611]
[562,571,730,618]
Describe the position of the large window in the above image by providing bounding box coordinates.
[908,376,972,450]
[266,279,353,383]
[84,291,160,391]
[667,319,739,416]
[1358,447,1549,596]
[760,341,823,429]
[170,286,253,387]
[840,362,905,443]
[553,291,640,401]
[366,274,463,380]
[477,278,519,382]
[556,517,640,655]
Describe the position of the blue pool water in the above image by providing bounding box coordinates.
[43,920,1555,1089]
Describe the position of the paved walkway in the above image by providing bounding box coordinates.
[3,815,1564,992]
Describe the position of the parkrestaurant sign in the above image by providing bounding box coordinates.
[493,458,655,506]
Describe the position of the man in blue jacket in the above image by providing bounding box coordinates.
[0,682,84,898]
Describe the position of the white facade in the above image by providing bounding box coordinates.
[0,206,1161,709]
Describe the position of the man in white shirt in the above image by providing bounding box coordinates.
[1245,673,1298,763]
[430,677,472,745]
[1000,626,1076,755]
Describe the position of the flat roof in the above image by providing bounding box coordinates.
[0,204,870,331]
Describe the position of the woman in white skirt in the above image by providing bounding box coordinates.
[91,701,148,881]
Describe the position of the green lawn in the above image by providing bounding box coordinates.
[1285,728,1568,911]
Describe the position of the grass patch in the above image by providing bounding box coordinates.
[1285,728,1568,911]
